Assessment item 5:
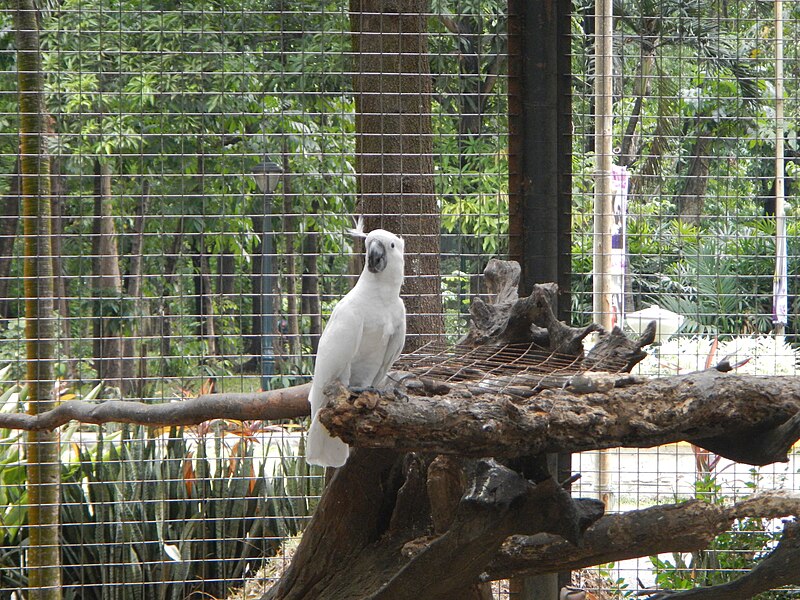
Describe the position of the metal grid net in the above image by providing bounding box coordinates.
[570,0,800,595]
[1,0,799,598]
[1,1,507,598]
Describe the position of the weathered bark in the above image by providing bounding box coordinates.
[0,384,311,432]
[264,450,603,600]
[485,492,800,580]
[320,370,800,466]
[92,160,132,391]
[497,501,734,581]
[15,0,62,595]
[351,0,444,349]
[460,259,652,366]
[0,159,20,319]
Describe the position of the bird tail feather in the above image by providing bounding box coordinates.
[306,418,349,468]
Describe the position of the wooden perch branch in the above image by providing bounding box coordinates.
[320,370,800,466]
[486,490,800,580]
[0,384,310,431]
[642,518,800,599]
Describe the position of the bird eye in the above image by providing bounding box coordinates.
[391,243,395,248]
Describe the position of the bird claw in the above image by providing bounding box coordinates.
[387,387,409,402]
[351,386,381,409]
[349,385,379,395]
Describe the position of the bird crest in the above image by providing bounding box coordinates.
[346,215,367,239]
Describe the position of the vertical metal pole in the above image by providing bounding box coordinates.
[593,0,615,512]
[773,0,787,336]
[509,0,573,296]
[261,191,275,390]
[508,0,572,597]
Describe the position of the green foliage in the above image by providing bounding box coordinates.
[0,396,323,600]
[650,471,794,598]
[441,270,472,341]
[595,562,636,598]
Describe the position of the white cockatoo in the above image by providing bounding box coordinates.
[306,221,406,468]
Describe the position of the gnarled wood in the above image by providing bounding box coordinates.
[486,491,800,580]
[0,384,311,431]
[461,260,602,357]
[263,451,603,600]
[321,370,800,466]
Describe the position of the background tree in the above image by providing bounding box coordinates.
[14,0,61,596]
[351,0,445,349]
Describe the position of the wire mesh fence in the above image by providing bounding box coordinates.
[569,0,800,595]
[1,0,799,598]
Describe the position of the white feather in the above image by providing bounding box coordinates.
[306,227,406,468]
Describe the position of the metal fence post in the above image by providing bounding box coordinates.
[508,0,573,597]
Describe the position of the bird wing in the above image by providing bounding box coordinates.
[309,298,364,415]
[306,299,363,468]
[372,301,406,387]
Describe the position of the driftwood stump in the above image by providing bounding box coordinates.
[0,260,796,597]
[264,260,634,599]
[264,259,800,600]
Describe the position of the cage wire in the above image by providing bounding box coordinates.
[2,1,507,598]
[571,0,800,596]
[1,0,799,598]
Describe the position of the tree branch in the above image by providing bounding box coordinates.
[320,371,800,466]
[641,518,800,599]
[485,491,800,581]
[0,384,310,431]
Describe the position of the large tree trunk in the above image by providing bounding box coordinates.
[92,160,131,392]
[15,0,62,596]
[676,131,713,225]
[264,450,603,600]
[0,160,20,320]
[350,0,444,350]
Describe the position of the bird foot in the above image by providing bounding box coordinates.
[350,386,381,409]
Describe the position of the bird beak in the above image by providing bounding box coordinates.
[367,240,387,273]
